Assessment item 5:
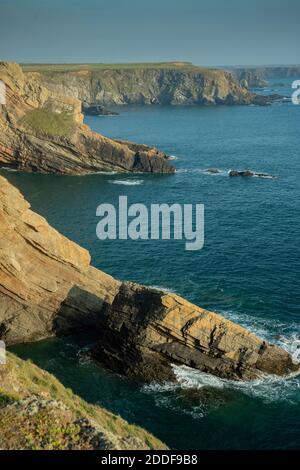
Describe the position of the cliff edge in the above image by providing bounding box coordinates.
[0,62,174,175]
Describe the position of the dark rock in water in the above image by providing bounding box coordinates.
[82,103,119,116]
[205,168,221,174]
[251,94,287,106]
[229,170,255,177]
[228,170,275,178]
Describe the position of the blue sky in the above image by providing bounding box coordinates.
[0,0,299,65]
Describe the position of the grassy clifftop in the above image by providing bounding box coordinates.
[21,108,76,138]
[22,61,215,74]
[0,352,167,450]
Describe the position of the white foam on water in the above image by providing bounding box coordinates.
[176,168,228,176]
[77,345,93,366]
[0,166,18,172]
[168,155,178,160]
[148,285,177,294]
[108,179,144,186]
[172,365,300,404]
[88,171,117,175]
[141,308,300,419]
[217,309,300,354]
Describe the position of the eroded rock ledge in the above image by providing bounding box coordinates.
[91,282,297,382]
[0,176,298,382]
[0,62,174,175]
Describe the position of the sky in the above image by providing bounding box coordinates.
[0,0,299,66]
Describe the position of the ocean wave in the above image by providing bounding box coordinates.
[172,365,300,404]
[168,155,178,161]
[108,179,144,186]
[142,363,300,420]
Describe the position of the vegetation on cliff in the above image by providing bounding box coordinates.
[22,108,76,138]
[0,353,167,450]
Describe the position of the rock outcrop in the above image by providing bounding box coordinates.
[0,176,298,383]
[0,62,174,174]
[91,282,298,382]
[228,170,275,178]
[0,352,167,450]
[229,66,300,87]
[82,103,119,116]
[22,63,267,107]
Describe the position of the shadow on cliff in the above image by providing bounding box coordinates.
[53,285,107,336]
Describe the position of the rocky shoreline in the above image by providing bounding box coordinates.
[0,176,298,383]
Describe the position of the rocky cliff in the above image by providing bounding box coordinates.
[0,352,167,450]
[0,176,298,382]
[0,62,174,174]
[228,66,300,87]
[22,63,264,106]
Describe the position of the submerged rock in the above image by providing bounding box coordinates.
[82,103,119,116]
[0,62,174,174]
[0,176,297,382]
[205,168,222,174]
[228,170,275,178]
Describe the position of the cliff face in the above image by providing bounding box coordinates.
[229,66,300,87]
[25,65,258,106]
[0,176,298,382]
[0,62,174,174]
[0,352,167,450]
[0,174,120,344]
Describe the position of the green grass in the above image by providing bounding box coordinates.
[21,108,76,138]
[0,353,168,450]
[21,61,216,74]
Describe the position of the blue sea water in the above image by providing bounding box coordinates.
[5,79,300,449]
